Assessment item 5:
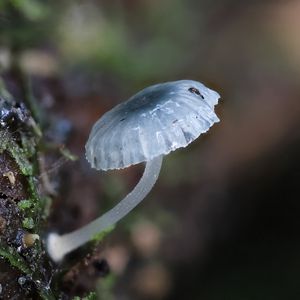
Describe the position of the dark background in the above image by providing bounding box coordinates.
[1,0,300,299]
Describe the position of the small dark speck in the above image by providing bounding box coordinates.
[172,119,178,124]
[120,118,126,122]
[188,87,204,99]
[93,157,98,166]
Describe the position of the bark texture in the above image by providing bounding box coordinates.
[0,96,55,299]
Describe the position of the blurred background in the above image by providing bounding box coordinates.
[1,0,300,299]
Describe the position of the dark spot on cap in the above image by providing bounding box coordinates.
[93,157,98,166]
[188,87,204,99]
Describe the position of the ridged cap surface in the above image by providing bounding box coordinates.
[86,80,220,170]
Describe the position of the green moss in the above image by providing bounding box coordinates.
[0,112,47,297]
[27,177,41,213]
[0,131,43,233]
[9,141,33,176]
[0,131,33,176]
[18,199,32,210]
[22,217,34,229]
[0,131,40,225]
[0,247,31,274]
[21,134,38,157]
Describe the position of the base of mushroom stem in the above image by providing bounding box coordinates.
[47,233,67,263]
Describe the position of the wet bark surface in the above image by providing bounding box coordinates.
[0,96,55,300]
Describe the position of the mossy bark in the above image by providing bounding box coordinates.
[0,94,55,299]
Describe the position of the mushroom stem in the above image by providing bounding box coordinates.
[47,155,163,262]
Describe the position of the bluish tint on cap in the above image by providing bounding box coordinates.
[86,80,220,170]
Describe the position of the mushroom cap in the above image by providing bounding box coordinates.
[86,80,220,170]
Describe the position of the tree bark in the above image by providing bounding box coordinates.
[0,91,55,299]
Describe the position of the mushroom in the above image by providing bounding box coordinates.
[47,80,220,262]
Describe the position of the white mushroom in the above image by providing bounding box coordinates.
[47,80,220,262]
